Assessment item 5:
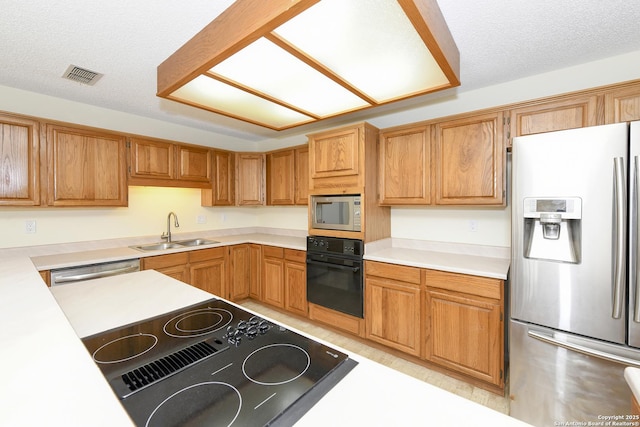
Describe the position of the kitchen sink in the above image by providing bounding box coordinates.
[131,238,219,252]
[174,238,219,247]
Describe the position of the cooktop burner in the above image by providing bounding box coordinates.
[82,298,356,427]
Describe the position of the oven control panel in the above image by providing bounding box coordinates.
[307,236,363,256]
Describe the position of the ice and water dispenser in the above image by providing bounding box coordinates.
[522,197,582,263]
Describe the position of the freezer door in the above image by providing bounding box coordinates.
[630,121,640,347]
[512,123,629,344]
[510,320,636,426]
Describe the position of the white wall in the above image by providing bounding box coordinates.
[1,50,640,249]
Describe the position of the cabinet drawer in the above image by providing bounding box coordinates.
[365,261,421,285]
[263,246,284,258]
[190,246,226,263]
[142,252,189,269]
[425,269,501,299]
[284,248,305,263]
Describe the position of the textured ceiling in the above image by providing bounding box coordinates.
[1,1,640,144]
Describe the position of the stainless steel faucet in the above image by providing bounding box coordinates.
[161,212,179,242]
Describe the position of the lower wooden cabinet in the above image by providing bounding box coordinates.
[424,269,504,388]
[141,248,227,297]
[189,248,227,297]
[261,246,307,315]
[365,261,422,357]
[229,244,252,300]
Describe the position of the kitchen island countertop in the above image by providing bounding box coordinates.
[0,256,531,426]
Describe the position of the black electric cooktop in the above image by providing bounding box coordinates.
[81,298,357,427]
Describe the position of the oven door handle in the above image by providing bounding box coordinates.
[306,259,360,273]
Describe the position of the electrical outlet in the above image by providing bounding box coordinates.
[25,220,37,234]
[469,220,478,232]
[196,215,207,224]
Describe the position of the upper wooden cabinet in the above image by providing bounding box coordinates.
[0,113,40,206]
[434,112,505,206]
[46,124,127,206]
[378,125,431,205]
[202,149,235,206]
[605,83,640,124]
[128,137,211,188]
[508,95,599,146]
[294,146,309,205]
[308,122,378,190]
[236,153,265,206]
[266,145,308,206]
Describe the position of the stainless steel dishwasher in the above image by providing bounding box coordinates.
[50,259,140,286]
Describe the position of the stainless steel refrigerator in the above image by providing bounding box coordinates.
[510,121,640,426]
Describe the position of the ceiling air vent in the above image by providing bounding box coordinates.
[62,64,103,85]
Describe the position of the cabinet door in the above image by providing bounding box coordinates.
[262,247,285,308]
[434,112,504,205]
[266,149,295,205]
[129,137,175,181]
[47,124,127,206]
[605,84,640,124]
[177,145,211,184]
[0,114,40,206]
[379,125,431,205]
[229,244,251,301]
[236,153,264,206]
[509,95,599,145]
[141,252,189,282]
[190,257,227,298]
[309,126,360,182]
[284,249,307,316]
[294,146,309,205]
[203,150,235,206]
[365,276,422,356]
[425,288,503,387]
[249,244,262,300]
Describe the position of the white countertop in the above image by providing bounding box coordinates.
[45,268,528,426]
[625,367,640,405]
[24,230,510,281]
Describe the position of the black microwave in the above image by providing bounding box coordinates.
[310,195,361,232]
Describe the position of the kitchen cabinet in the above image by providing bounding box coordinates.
[365,261,423,357]
[202,149,235,206]
[141,247,228,297]
[378,125,431,205]
[433,112,505,206]
[128,137,211,188]
[39,270,50,287]
[424,269,504,388]
[0,113,41,206]
[141,252,189,282]
[266,145,309,206]
[46,124,127,206]
[249,244,262,300]
[294,146,309,205]
[508,95,599,146]
[605,83,640,124]
[261,246,307,315]
[284,249,307,316]
[266,149,295,205]
[189,247,227,298]
[308,122,379,190]
[236,153,265,206]
[229,244,251,300]
[262,246,285,308]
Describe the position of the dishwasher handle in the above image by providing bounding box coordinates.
[53,265,139,284]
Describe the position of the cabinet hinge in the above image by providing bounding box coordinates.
[500,312,503,321]
[125,140,131,148]
[500,369,503,379]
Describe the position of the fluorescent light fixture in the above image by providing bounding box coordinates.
[157,0,460,131]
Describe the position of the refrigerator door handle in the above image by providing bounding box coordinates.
[613,157,626,320]
[634,156,640,323]
[528,330,640,368]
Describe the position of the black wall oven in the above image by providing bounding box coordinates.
[306,236,364,318]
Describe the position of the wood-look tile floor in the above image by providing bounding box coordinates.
[240,301,510,415]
